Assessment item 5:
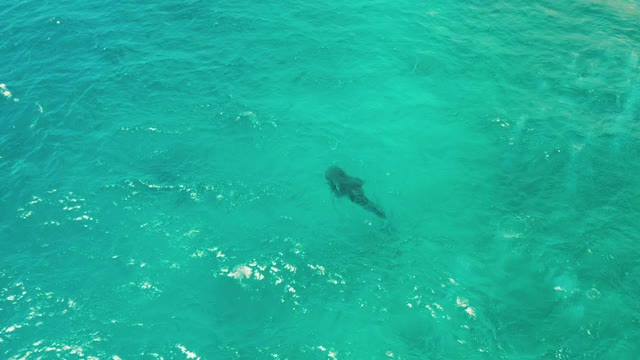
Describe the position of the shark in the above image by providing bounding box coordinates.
[325,166,386,219]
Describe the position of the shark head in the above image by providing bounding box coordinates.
[325,166,386,219]
[326,166,364,196]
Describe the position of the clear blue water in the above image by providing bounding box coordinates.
[2,1,640,358]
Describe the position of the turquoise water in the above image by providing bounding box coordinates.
[2,0,640,358]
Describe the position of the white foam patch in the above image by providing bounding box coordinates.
[314,345,338,359]
[212,239,345,315]
[456,297,476,318]
[1,83,12,98]
[3,324,22,333]
[228,265,252,279]
[456,297,469,308]
[17,190,94,227]
[9,340,99,360]
[176,344,200,359]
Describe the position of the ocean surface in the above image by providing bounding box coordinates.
[1,0,640,358]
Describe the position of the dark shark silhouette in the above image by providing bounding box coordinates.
[325,166,386,218]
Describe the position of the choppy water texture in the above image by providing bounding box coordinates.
[2,0,640,358]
